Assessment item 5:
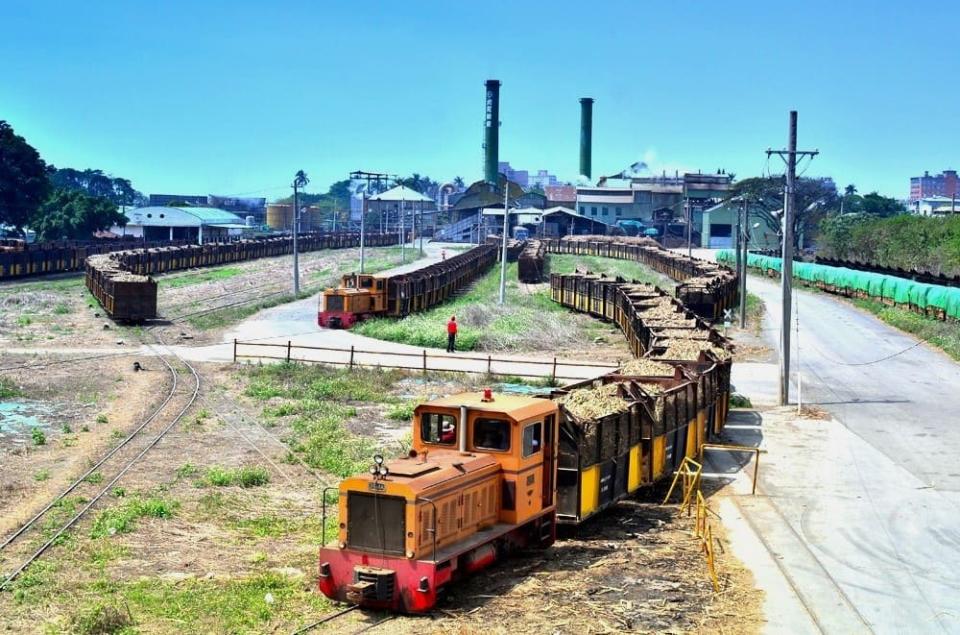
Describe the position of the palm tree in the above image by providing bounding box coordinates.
[294,170,310,190]
[844,184,857,197]
[453,176,465,190]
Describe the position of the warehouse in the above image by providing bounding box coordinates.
[111,207,249,243]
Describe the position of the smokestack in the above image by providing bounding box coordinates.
[484,80,501,185]
[579,98,594,180]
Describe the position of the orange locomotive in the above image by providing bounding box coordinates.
[317,390,558,612]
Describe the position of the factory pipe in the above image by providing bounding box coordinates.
[484,80,501,184]
[579,98,594,180]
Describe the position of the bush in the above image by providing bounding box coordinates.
[202,466,270,488]
[90,497,178,538]
[70,603,133,635]
[31,427,46,446]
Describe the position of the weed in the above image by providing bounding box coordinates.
[203,466,270,488]
[34,468,50,482]
[61,423,72,434]
[110,429,125,441]
[176,463,200,479]
[387,399,421,421]
[81,424,90,432]
[729,393,753,408]
[90,497,179,538]
[31,427,46,446]
[53,302,71,315]
[112,487,126,498]
[16,314,33,327]
[0,378,23,398]
[84,471,104,484]
[96,414,109,424]
[69,603,133,635]
[232,515,310,538]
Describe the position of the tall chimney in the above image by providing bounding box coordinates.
[579,97,594,180]
[484,80,501,185]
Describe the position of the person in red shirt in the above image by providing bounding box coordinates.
[446,316,458,352]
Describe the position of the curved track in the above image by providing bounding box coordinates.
[0,332,201,591]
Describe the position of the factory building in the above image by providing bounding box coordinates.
[699,201,780,250]
[111,207,248,243]
[366,185,437,235]
[576,172,733,243]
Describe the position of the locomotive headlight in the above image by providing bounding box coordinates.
[378,465,389,477]
[369,466,378,475]
[374,454,384,465]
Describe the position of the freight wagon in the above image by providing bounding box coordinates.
[517,240,546,283]
[543,236,739,321]
[318,244,498,328]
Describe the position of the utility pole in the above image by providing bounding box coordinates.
[767,111,818,405]
[400,187,405,264]
[498,184,510,305]
[739,197,748,329]
[734,199,743,283]
[350,171,396,274]
[291,170,309,296]
[684,188,692,257]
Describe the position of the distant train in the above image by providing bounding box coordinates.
[317,244,497,328]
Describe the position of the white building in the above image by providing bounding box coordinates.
[111,206,248,243]
[913,195,959,216]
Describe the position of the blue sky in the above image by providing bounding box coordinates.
[2,1,956,199]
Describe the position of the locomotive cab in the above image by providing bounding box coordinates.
[318,274,387,328]
[318,391,559,613]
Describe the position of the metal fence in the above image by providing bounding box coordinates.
[232,339,619,382]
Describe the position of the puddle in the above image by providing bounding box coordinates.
[0,400,55,445]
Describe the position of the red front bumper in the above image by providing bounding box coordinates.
[318,548,450,613]
[318,311,358,329]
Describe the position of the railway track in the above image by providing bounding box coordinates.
[290,606,395,634]
[0,332,201,591]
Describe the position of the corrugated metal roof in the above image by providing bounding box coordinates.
[123,206,243,227]
[368,185,434,202]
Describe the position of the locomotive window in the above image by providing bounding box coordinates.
[420,413,456,446]
[325,295,344,311]
[360,277,373,289]
[522,422,542,458]
[473,418,510,452]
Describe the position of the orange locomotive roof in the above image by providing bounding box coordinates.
[420,392,557,422]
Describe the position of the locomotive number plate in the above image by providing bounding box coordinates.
[367,482,386,492]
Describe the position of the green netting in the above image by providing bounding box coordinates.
[946,289,960,319]
[888,278,914,304]
[928,285,950,311]
[909,283,932,308]
[717,250,734,264]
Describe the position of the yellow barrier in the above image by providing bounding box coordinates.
[663,456,722,592]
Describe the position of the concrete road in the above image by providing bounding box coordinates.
[723,273,960,634]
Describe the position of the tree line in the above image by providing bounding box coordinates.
[0,121,142,240]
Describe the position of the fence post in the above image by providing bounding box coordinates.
[349,345,355,370]
[286,340,291,363]
[422,350,427,375]
[487,355,492,375]
[551,357,557,384]
[233,338,237,362]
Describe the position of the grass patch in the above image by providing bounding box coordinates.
[386,398,422,421]
[548,253,671,286]
[96,414,109,424]
[84,572,331,633]
[202,465,271,488]
[231,514,321,539]
[53,302,71,315]
[90,497,179,538]
[0,378,22,398]
[243,364,402,477]
[354,259,611,351]
[69,602,133,635]
[16,314,33,327]
[161,266,244,289]
[849,298,960,361]
[33,468,50,482]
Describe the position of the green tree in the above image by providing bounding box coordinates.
[0,120,50,234]
[859,192,905,217]
[453,176,466,190]
[729,176,839,249]
[49,167,145,206]
[31,189,127,240]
